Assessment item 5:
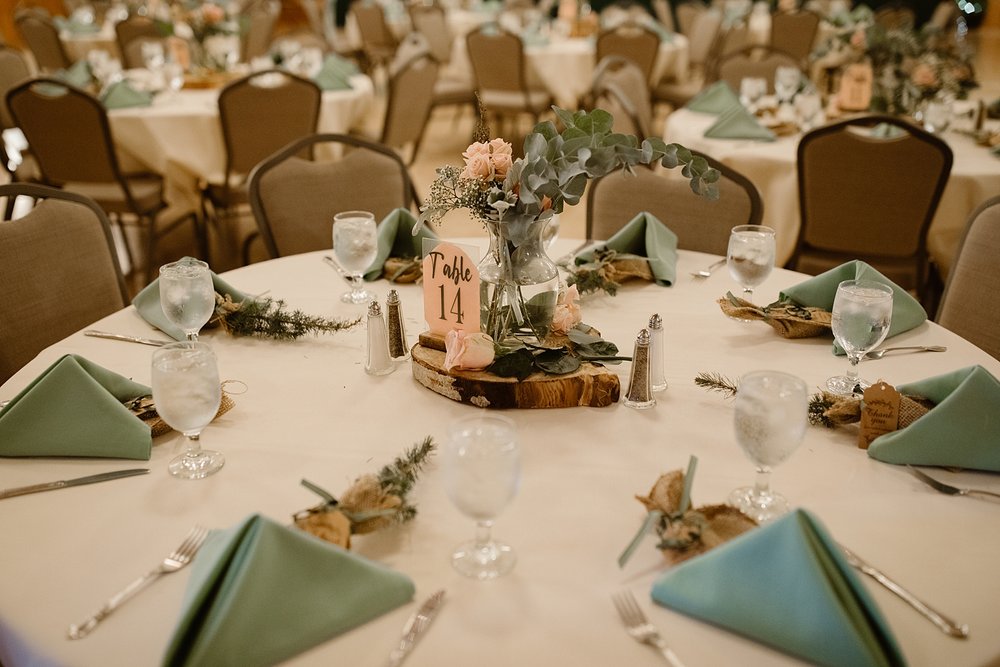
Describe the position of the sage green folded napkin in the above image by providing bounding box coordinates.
[780,260,927,355]
[162,513,415,667]
[868,365,1000,472]
[56,60,94,88]
[54,16,101,33]
[575,212,678,285]
[0,355,151,459]
[313,55,357,91]
[363,208,438,281]
[652,509,904,667]
[101,80,154,109]
[704,103,776,141]
[132,261,249,341]
[685,81,741,115]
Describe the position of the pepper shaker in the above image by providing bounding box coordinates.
[623,329,655,409]
[385,289,410,361]
[365,301,395,376]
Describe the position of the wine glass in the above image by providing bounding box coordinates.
[827,280,893,395]
[774,66,801,105]
[162,62,184,101]
[333,211,378,304]
[729,370,808,522]
[151,341,225,479]
[727,225,775,303]
[921,97,952,134]
[159,257,215,341]
[443,414,521,580]
[739,76,766,112]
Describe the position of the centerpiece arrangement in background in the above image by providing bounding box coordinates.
[162,0,245,73]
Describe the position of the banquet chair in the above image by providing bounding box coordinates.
[936,196,1000,360]
[351,1,398,72]
[0,46,41,199]
[675,1,707,35]
[586,150,762,253]
[793,115,953,302]
[0,183,129,384]
[242,0,281,61]
[652,0,677,31]
[769,9,821,62]
[381,51,439,165]
[595,22,662,84]
[714,21,751,59]
[6,78,203,281]
[15,9,72,73]
[248,133,413,258]
[713,45,803,95]
[115,15,164,69]
[408,3,454,65]
[590,55,653,137]
[873,3,916,29]
[652,8,722,109]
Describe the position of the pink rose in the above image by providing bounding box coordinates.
[488,138,513,156]
[201,3,225,23]
[551,285,582,334]
[461,152,494,181]
[492,151,512,180]
[462,141,490,161]
[911,63,938,88]
[849,29,866,50]
[444,330,495,371]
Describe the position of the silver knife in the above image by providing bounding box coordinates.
[0,469,150,500]
[84,330,168,347]
[387,589,445,667]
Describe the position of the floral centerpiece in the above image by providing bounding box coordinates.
[164,0,245,72]
[419,107,719,348]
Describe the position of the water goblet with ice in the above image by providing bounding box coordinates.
[827,279,893,395]
[332,211,378,304]
[727,225,775,303]
[159,257,215,341]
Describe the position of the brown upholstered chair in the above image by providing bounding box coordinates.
[936,196,1000,360]
[0,46,40,196]
[595,22,661,83]
[586,151,762,253]
[652,7,722,109]
[675,0,708,35]
[382,51,439,165]
[769,10,821,62]
[351,1,398,71]
[408,2,476,112]
[712,45,804,95]
[248,133,414,258]
[15,9,71,72]
[873,3,916,29]
[6,78,202,280]
[114,15,164,69]
[652,0,677,31]
[792,115,953,302]
[242,0,281,61]
[590,55,653,138]
[0,183,129,383]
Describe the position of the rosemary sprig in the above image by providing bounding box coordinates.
[694,372,739,398]
[377,436,436,523]
[216,296,361,340]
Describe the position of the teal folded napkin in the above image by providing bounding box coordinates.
[56,60,94,88]
[132,261,249,341]
[704,103,775,141]
[575,212,678,285]
[101,80,154,109]
[162,513,415,667]
[780,260,927,355]
[363,208,438,281]
[521,31,549,47]
[0,355,151,459]
[54,16,101,34]
[868,365,1000,472]
[313,55,357,91]
[685,81,740,114]
[652,509,904,667]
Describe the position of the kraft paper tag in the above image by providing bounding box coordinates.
[837,63,873,112]
[859,381,901,450]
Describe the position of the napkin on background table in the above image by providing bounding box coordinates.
[652,509,905,667]
[162,513,415,667]
[363,208,438,281]
[100,80,154,109]
[132,262,249,341]
[703,103,776,141]
[685,81,741,115]
[0,355,151,459]
[313,54,357,91]
[575,212,679,285]
[56,60,94,88]
[868,365,1000,472]
[779,260,927,355]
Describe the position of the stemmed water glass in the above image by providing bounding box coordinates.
[151,341,225,479]
[727,225,775,303]
[333,210,378,304]
[729,370,808,523]
[443,414,521,580]
[159,258,215,341]
[827,280,894,395]
[774,66,801,106]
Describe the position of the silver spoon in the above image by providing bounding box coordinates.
[691,258,726,278]
[865,345,947,360]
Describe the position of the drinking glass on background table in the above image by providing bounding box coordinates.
[774,66,801,105]
[151,342,225,479]
[444,414,521,580]
[727,225,775,303]
[729,370,808,523]
[159,257,215,341]
[921,97,952,134]
[739,76,767,112]
[827,280,893,395]
[333,210,378,303]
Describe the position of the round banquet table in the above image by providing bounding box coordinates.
[664,107,1000,278]
[2,240,999,667]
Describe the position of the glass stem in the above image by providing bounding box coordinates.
[846,355,860,381]
[474,520,494,549]
[754,466,771,498]
[186,332,199,341]
[185,433,203,459]
[743,287,754,300]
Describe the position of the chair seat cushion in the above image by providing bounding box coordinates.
[433,77,475,106]
[63,174,164,216]
[204,181,250,209]
[479,89,552,114]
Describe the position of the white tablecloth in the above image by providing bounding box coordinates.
[1,241,999,667]
[664,108,1000,275]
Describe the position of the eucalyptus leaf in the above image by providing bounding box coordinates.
[534,348,582,375]
[488,348,535,381]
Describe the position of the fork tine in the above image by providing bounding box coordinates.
[620,590,645,625]
[171,525,208,562]
[612,590,640,627]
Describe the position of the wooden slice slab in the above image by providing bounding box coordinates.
[410,342,621,409]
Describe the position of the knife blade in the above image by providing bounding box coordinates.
[387,589,445,667]
[0,469,150,500]
[84,330,168,347]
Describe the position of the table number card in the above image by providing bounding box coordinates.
[837,63,873,112]
[422,242,480,335]
[859,381,901,450]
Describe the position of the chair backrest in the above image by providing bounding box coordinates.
[15,9,71,72]
[466,26,528,94]
[595,22,661,83]
[408,3,454,64]
[794,115,953,296]
[713,21,750,59]
[217,69,322,181]
[936,196,1000,360]
[121,35,170,70]
[652,0,677,32]
[685,8,723,68]
[0,46,34,129]
[0,183,128,384]
[713,45,803,94]
[114,15,162,68]
[769,10,821,61]
[586,151,762,253]
[592,55,652,138]
[248,133,414,258]
[675,0,707,35]
[382,52,439,163]
[352,2,398,52]
[873,3,915,29]
[242,0,281,61]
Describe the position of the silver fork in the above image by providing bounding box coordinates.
[68,525,210,639]
[612,590,686,667]
[691,258,726,278]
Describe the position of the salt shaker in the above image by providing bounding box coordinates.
[648,313,667,392]
[385,289,410,361]
[623,329,655,409]
[365,301,395,376]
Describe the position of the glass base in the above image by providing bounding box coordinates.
[729,486,789,523]
[826,375,869,396]
[169,450,225,480]
[341,289,375,304]
[451,539,516,580]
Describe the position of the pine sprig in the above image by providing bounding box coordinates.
[560,247,623,296]
[377,436,436,521]
[694,372,739,398]
[216,296,361,340]
[809,391,839,428]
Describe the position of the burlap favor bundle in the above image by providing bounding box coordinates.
[602,256,654,283]
[718,292,832,338]
[382,257,422,283]
[131,391,236,439]
[812,390,934,428]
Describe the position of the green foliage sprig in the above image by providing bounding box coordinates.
[215,295,361,340]
[377,436,436,523]
[694,372,739,398]
[560,247,624,296]
[487,325,629,381]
